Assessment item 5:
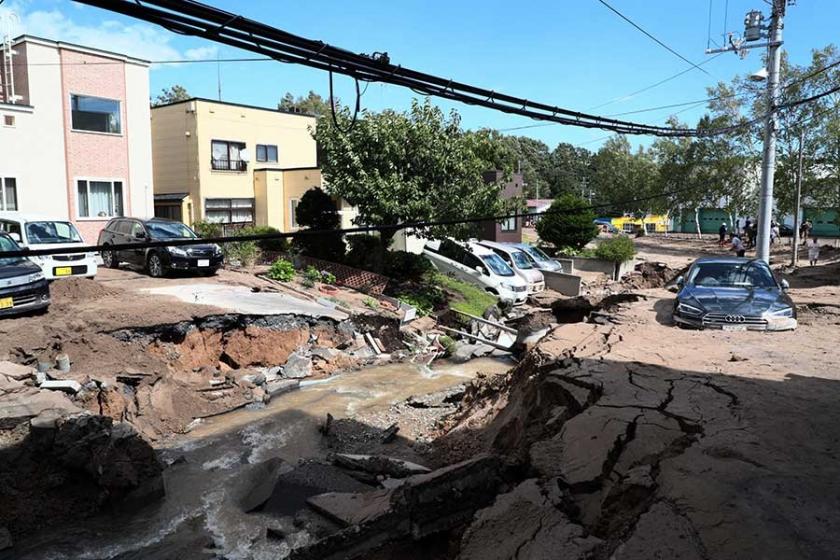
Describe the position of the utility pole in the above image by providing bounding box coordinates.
[755,1,785,264]
[791,128,804,266]
[706,0,791,264]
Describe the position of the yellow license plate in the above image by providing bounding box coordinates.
[0,297,13,310]
[54,267,72,276]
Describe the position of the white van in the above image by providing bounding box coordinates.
[477,240,545,294]
[0,212,98,280]
[423,238,528,305]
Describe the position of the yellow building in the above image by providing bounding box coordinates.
[610,214,669,234]
[151,98,355,231]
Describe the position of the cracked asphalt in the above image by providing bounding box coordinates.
[443,251,840,560]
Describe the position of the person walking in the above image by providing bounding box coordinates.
[801,220,812,245]
[718,222,728,246]
[808,236,820,266]
[771,222,780,245]
[730,233,746,257]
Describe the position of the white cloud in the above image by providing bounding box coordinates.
[184,45,218,61]
[0,1,216,65]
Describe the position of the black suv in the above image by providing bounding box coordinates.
[97,218,223,278]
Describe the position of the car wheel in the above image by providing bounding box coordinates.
[147,253,167,278]
[101,247,119,269]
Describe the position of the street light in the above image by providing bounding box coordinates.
[749,67,769,82]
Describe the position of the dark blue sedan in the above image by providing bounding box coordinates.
[673,257,797,331]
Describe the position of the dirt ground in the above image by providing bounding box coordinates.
[427,234,840,560]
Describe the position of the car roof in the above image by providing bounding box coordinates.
[477,240,523,253]
[0,211,75,222]
[693,256,767,265]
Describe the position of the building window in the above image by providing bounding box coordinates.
[2,115,14,127]
[290,198,300,228]
[71,94,121,134]
[205,198,254,224]
[500,216,517,232]
[1,178,17,211]
[256,144,278,163]
[77,180,123,218]
[211,140,247,171]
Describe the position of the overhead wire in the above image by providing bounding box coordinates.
[71,0,737,138]
[595,0,711,76]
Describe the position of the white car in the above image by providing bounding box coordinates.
[0,212,98,280]
[477,240,545,295]
[423,238,529,305]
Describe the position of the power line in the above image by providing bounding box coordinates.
[70,0,723,138]
[596,0,711,77]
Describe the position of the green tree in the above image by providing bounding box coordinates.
[278,90,332,116]
[314,98,511,248]
[536,194,598,250]
[546,143,594,199]
[293,187,345,262]
[152,84,190,106]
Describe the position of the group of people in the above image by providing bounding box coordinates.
[717,218,821,266]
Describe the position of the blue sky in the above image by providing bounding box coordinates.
[3,0,839,151]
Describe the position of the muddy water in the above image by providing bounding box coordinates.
[11,358,512,560]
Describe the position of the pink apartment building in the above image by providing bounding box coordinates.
[0,35,153,242]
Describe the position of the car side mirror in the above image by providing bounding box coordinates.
[8,232,21,243]
[780,279,790,291]
[134,231,147,239]
[475,265,487,276]
[676,276,684,287]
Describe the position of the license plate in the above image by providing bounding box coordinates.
[722,325,747,332]
[197,259,210,267]
[54,267,72,276]
[0,297,12,310]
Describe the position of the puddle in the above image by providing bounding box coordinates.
[9,357,513,560]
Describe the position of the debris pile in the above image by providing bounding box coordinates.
[621,261,678,290]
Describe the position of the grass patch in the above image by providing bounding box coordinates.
[435,273,498,317]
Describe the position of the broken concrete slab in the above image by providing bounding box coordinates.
[458,479,602,560]
[238,457,288,513]
[39,379,82,394]
[307,488,394,527]
[0,390,81,430]
[451,343,480,364]
[0,361,35,381]
[259,461,372,517]
[283,351,313,379]
[330,453,431,478]
[0,373,25,394]
[265,379,300,399]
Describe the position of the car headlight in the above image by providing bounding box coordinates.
[168,246,188,257]
[677,302,703,317]
[28,271,45,282]
[212,244,223,255]
[765,306,794,318]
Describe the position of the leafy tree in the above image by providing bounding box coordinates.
[536,194,598,250]
[314,98,511,249]
[546,143,594,199]
[152,85,190,106]
[293,187,345,262]
[278,91,332,116]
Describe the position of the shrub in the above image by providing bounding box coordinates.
[292,188,345,262]
[223,240,261,267]
[438,335,457,356]
[320,270,337,285]
[383,250,433,282]
[536,194,599,250]
[301,265,321,287]
[193,220,222,238]
[363,296,379,309]
[345,234,385,272]
[238,225,289,253]
[266,258,295,281]
[594,235,636,262]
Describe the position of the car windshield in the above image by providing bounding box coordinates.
[510,250,535,269]
[0,235,24,266]
[521,244,551,262]
[688,262,777,288]
[481,253,515,276]
[146,221,198,240]
[24,221,83,244]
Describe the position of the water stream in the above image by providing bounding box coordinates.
[9,358,512,560]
